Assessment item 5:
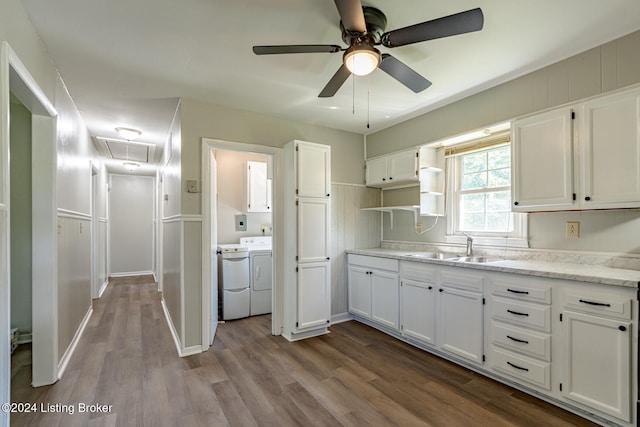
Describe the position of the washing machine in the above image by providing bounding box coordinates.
[240,237,272,316]
[218,243,250,320]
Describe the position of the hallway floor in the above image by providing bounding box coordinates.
[11,276,596,426]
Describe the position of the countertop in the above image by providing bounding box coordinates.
[347,248,640,288]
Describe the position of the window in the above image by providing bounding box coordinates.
[446,139,527,247]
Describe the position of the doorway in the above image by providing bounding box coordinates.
[1,42,59,421]
[201,139,283,349]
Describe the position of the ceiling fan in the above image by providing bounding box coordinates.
[253,0,484,97]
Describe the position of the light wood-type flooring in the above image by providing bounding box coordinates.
[11,276,597,426]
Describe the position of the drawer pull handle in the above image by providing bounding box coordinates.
[507,361,529,372]
[507,309,529,317]
[507,288,529,295]
[579,299,611,307]
[506,335,529,344]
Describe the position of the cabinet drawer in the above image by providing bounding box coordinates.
[491,321,551,361]
[491,347,551,390]
[490,275,551,304]
[348,254,399,272]
[563,291,632,320]
[401,261,437,283]
[440,269,484,293]
[491,296,551,332]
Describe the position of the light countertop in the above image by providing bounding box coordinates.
[347,248,640,288]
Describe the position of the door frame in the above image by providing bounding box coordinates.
[201,138,283,350]
[1,41,58,408]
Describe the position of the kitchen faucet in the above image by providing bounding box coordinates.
[463,232,473,256]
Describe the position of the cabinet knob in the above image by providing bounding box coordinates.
[389,177,393,180]
[428,286,433,290]
[382,178,386,181]
[585,196,591,201]
[619,325,627,332]
[327,194,330,197]
[439,288,443,292]
[514,201,519,206]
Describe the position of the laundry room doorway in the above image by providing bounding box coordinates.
[201,139,282,349]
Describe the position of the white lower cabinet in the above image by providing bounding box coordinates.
[400,262,437,345]
[347,254,399,331]
[560,286,634,423]
[438,269,484,365]
[347,254,638,426]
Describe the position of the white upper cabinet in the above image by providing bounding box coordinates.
[512,85,640,212]
[296,141,331,198]
[366,148,418,188]
[245,161,271,213]
[580,88,640,209]
[511,107,575,211]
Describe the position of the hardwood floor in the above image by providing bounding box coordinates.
[11,276,597,426]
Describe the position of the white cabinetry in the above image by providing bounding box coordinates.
[400,261,437,345]
[512,85,640,212]
[579,88,640,209]
[438,268,484,365]
[283,140,331,340]
[365,149,418,188]
[511,107,574,211]
[487,274,553,390]
[560,286,634,423]
[419,147,444,216]
[347,254,399,331]
[245,161,271,212]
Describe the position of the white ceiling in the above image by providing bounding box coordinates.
[20,0,640,164]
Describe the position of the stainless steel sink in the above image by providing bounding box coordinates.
[405,252,450,260]
[450,256,501,263]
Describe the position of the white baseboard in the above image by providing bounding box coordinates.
[110,270,154,278]
[161,299,202,357]
[98,279,108,298]
[57,306,93,380]
[331,312,353,324]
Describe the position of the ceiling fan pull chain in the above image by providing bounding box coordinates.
[367,74,371,129]
[352,71,355,115]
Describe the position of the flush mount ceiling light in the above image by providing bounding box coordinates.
[343,43,381,76]
[115,127,141,141]
[123,161,140,171]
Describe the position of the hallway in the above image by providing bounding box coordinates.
[11,276,595,426]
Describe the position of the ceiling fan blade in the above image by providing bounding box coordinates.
[379,54,432,93]
[382,8,484,48]
[318,64,351,98]
[253,45,342,55]
[334,0,366,33]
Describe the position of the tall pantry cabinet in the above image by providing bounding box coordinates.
[282,140,332,341]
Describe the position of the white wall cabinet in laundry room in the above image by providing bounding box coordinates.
[283,140,331,341]
[245,160,271,213]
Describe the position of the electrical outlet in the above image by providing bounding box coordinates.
[566,221,580,238]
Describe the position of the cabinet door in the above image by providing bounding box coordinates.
[439,286,484,364]
[348,265,371,318]
[388,149,418,183]
[580,89,640,208]
[296,142,331,198]
[365,156,388,186]
[562,310,631,422]
[511,108,575,211]
[371,270,399,330]
[297,199,329,263]
[401,278,436,345]
[297,262,331,330]
[246,161,270,212]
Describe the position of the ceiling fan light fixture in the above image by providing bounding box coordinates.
[343,44,381,76]
[123,161,140,171]
[115,127,142,141]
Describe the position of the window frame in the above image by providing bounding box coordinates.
[445,142,528,248]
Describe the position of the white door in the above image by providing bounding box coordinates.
[297,198,329,263]
[562,310,631,422]
[209,150,218,344]
[297,262,330,330]
[439,286,484,364]
[511,107,575,211]
[580,88,640,208]
[388,149,418,183]
[371,270,399,329]
[347,265,371,318]
[401,278,436,345]
[296,141,330,198]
